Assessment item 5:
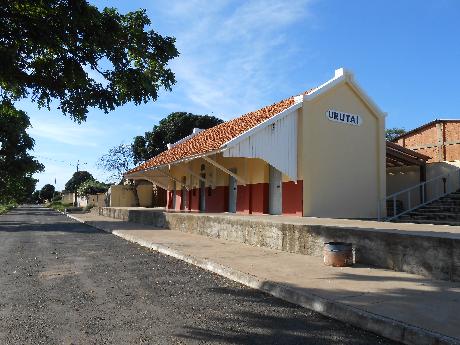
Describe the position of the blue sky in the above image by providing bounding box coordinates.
[23,0,460,190]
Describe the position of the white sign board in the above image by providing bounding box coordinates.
[325,109,362,126]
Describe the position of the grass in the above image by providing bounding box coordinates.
[0,203,18,215]
[47,201,73,212]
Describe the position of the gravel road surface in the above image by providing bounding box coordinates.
[0,206,399,345]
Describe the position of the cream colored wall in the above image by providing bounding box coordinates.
[166,155,269,191]
[387,161,460,203]
[86,193,106,207]
[109,185,137,207]
[302,81,386,218]
[137,184,153,207]
[61,192,74,204]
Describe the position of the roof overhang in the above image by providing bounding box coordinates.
[124,148,226,178]
[386,141,430,168]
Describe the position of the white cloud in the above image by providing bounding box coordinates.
[28,118,104,147]
[157,0,313,119]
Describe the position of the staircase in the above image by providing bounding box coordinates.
[379,167,460,224]
[394,189,460,225]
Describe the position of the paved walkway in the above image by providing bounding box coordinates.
[71,211,460,345]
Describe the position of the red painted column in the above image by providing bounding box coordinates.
[250,183,269,215]
[236,185,250,214]
[175,190,182,211]
[189,188,199,212]
[282,180,303,216]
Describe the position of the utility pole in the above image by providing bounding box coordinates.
[73,160,85,206]
[53,177,56,202]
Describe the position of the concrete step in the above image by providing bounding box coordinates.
[406,212,460,221]
[420,205,460,212]
[398,219,460,226]
[409,209,460,215]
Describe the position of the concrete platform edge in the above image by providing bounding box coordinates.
[65,212,460,345]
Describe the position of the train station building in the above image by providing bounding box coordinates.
[125,68,387,218]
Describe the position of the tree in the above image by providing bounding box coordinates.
[40,184,55,201]
[31,190,41,204]
[18,176,39,203]
[65,171,94,192]
[77,179,109,196]
[0,101,43,203]
[97,144,134,183]
[386,128,406,141]
[132,112,223,163]
[65,170,94,206]
[0,0,179,123]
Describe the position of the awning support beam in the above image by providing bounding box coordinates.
[202,156,246,185]
[128,175,170,191]
[158,169,189,190]
[185,165,206,183]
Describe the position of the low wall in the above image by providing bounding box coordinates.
[62,192,74,204]
[99,207,460,282]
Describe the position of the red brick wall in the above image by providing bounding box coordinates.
[445,122,460,142]
[397,121,460,162]
[396,123,437,148]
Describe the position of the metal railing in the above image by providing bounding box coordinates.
[378,167,460,221]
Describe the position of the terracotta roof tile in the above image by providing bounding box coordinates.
[128,89,313,174]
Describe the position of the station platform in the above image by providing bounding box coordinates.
[96,207,460,282]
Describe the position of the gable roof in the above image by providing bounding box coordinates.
[127,91,310,174]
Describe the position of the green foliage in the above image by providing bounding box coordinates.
[0,0,179,122]
[40,183,55,201]
[386,127,406,141]
[31,190,42,204]
[77,179,109,196]
[97,144,134,182]
[132,112,223,163]
[65,171,93,192]
[52,192,62,202]
[47,201,72,212]
[0,203,17,214]
[0,101,43,203]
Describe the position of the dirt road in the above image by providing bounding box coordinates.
[0,206,398,344]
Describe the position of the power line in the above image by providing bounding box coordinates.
[35,155,88,169]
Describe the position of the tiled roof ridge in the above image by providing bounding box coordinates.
[127,89,313,174]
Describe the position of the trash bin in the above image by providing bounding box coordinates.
[323,242,353,267]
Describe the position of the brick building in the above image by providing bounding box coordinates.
[394,120,460,162]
